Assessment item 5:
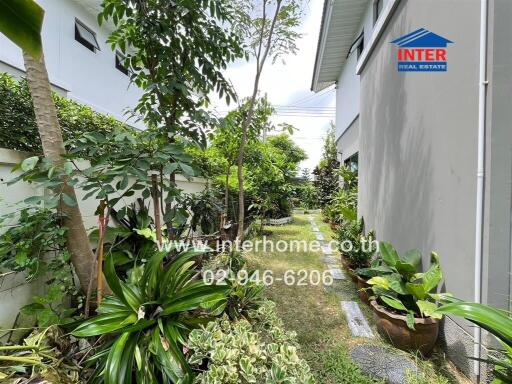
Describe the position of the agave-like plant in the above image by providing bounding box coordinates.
[72,249,228,384]
[364,242,444,329]
[437,302,512,383]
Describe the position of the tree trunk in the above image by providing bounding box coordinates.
[23,52,96,293]
[236,77,260,241]
[221,166,230,230]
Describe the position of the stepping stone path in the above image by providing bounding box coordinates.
[328,267,345,280]
[350,345,419,384]
[340,301,374,338]
[308,217,375,341]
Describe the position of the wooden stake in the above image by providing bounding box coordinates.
[96,200,107,305]
[152,174,163,246]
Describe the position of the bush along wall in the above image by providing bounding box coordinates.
[0,72,130,153]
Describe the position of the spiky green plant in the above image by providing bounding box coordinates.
[72,249,228,384]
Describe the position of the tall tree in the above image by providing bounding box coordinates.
[99,0,245,232]
[232,0,303,239]
[0,1,96,292]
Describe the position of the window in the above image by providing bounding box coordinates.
[115,51,129,75]
[344,153,359,172]
[356,35,364,59]
[75,19,100,52]
[373,0,383,25]
[348,31,364,60]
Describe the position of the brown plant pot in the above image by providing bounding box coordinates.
[370,301,440,357]
[340,256,358,283]
[356,275,371,305]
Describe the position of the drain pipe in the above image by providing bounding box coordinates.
[473,0,488,380]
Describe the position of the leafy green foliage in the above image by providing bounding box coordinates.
[187,301,315,384]
[99,0,244,141]
[186,188,224,235]
[323,166,358,225]
[437,302,512,383]
[365,242,444,329]
[72,249,228,383]
[246,134,307,219]
[0,0,44,59]
[0,73,130,152]
[0,207,81,326]
[334,218,376,270]
[314,125,340,208]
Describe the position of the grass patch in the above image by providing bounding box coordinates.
[245,213,470,384]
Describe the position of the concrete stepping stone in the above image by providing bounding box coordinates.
[350,344,419,384]
[328,267,345,280]
[315,233,325,241]
[321,244,334,254]
[340,301,374,338]
[322,255,339,264]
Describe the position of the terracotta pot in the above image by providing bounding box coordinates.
[370,301,439,356]
[356,275,371,305]
[340,256,358,283]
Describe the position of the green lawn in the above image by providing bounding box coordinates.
[245,213,469,384]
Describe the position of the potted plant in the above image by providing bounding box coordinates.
[335,217,376,288]
[366,242,444,356]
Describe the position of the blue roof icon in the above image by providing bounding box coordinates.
[391,28,453,47]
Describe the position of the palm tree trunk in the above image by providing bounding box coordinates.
[23,51,96,293]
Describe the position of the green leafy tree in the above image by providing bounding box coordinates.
[313,123,340,207]
[98,0,245,233]
[0,0,97,292]
[232,0,304,239]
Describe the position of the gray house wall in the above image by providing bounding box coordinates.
[357,0,490,379]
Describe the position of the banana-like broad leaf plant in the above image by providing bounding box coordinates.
[365,242,444,329]
[437,302,512,383]
[72,249,228,384]
[0,0,44,59]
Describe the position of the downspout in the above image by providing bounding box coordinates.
[474,0,488,379]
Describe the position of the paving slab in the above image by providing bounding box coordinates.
[321,244,335,254]
[322,255,339,264]
[340,301,374,338]
[350,344,419,384]
[327,267,345,280]
[315,233,325,241]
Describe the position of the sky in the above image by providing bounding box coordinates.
[213,0,336,173]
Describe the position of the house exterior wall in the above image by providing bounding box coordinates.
[357,0,485,379]
[0,0,144,128]
[336,116,359,165]
[482,0,512,313]
[335,53,360,140]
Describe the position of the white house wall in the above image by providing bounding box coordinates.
[335,53,360,140]
[0,0,144,128]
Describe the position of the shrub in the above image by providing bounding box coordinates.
[187,301,315,384]
[0,72,129,153]
[334,218,376,270]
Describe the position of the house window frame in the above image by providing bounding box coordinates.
[115,51,129,75]
[75,19,100,52]
[356,35,365,60]
[373,0,384,26]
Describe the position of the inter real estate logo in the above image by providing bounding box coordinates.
[391,28,453,72]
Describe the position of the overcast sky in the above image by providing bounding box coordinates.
[213,0,336,173]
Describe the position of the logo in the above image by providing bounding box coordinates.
[391,28,453,72]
